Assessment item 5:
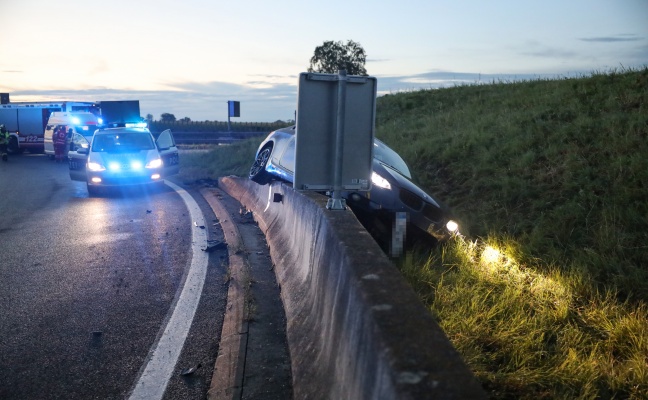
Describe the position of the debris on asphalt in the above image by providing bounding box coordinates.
[146,210,152,214]
[203,240,227,252]
[180,363,202,376]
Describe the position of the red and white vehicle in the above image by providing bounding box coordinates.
[0,101,98,154]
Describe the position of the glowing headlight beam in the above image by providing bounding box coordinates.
[481,246,502,264]
[87,162,105,171]
[371,172,391,190]
[446,220,459,233]
[146,158,163,169]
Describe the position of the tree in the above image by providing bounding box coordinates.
[160,113,176,122]
[179,117,191,123]
[145,113,154,123]
[308,40,367,76]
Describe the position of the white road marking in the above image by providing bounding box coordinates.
[128,181,209,400]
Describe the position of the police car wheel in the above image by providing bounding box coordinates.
[87,184,101,197]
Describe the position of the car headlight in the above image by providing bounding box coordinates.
[87,162,106,171]
[446,220,459,233]
[371,172,391,190]
[146,158,163,169]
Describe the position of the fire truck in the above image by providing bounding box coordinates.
[0,93,141,154]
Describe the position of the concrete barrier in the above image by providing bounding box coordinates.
[219,176,486,400]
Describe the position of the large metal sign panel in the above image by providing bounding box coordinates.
[294,72,376,191]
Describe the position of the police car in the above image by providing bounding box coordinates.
[68,127,179,195]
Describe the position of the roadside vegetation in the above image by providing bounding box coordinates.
[179,67,648,399]
[149,119,291,134]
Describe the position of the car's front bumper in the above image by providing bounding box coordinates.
[86,169,164,187]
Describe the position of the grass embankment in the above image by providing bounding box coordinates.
[179,68,648,399]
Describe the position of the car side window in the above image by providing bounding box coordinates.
[157,129,176,150]
[70,133,89,151]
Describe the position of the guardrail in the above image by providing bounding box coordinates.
[153,131,268,145]
[219,177,487,399]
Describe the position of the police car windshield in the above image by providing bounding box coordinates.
[91,132,155,153]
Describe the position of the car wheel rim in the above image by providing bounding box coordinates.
[250,148,271,176]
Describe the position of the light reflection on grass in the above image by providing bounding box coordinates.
[399,236,648,399]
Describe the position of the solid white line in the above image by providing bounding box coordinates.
[129,181,209,400]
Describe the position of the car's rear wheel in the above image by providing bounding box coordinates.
[249,145,272,184]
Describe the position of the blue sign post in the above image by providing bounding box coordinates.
[227,101,240,132]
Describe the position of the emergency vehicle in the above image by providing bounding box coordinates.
[0,100,98,154]
[0,95,142,154]
[43,112,101,158]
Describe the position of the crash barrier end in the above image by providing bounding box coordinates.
[219,176,486,400]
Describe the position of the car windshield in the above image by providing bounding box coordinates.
[373,139,412,179]
[74,126,97,136]
[92,131,155,153]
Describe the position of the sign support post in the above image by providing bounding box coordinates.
[328,69,348,210]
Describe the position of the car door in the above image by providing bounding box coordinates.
[43,124,56,155]
[68,140,88,182]
[156,129,180,176]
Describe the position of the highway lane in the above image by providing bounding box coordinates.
[0,154,228,399]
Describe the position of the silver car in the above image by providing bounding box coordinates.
[249,126,459,247]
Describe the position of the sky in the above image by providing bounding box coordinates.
[1,0,646,122]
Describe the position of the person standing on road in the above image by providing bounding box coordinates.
[0,124,9,162]
[53,125,67,162]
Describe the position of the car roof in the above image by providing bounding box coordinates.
[94,127,151,135]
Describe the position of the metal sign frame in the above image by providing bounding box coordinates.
[294,71,377,209]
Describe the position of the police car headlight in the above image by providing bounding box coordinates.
[146,158,163,169]
[87,162,106,171]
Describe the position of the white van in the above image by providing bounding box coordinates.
[43,112,100,158]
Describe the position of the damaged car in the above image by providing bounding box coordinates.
[249,125,459,248]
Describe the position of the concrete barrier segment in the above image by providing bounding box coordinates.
[201,188,249,400]
[219,176,486,400]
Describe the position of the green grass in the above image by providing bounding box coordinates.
[179,67,648,399]
[177,136,263,183]
[380,67,648,399]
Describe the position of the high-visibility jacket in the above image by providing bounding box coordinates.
[0,129,9,145]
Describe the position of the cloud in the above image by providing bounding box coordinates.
[579,34,644,43]
[374,70,564,94]
[5,67,638,123]
[517,44,579,59]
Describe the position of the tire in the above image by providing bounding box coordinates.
[87,183,101,197]
[249,145,273,185]
[7,137,23,154]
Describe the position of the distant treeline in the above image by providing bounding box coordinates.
[148,120,293,133]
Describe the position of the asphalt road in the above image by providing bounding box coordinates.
[0,154,228,399]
